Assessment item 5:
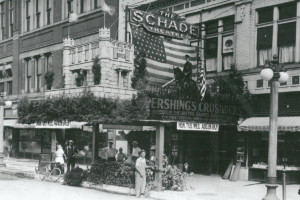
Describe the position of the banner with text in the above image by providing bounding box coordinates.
[149,97,240,124]
[177,122,219,132]
[130,9,199,39]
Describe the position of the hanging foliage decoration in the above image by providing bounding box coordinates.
[92,56,101,85]
[17,89,150,124]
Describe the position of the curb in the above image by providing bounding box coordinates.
[0,169,35,179]
[0,170,167,200]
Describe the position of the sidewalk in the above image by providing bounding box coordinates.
[0,157,299,200]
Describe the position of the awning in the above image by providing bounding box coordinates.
[238,117,300,132]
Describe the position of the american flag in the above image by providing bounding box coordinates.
[131,24,198,84]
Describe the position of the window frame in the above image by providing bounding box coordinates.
[9,0,13,37]
[46,0,51,25]
[0,1,5,40]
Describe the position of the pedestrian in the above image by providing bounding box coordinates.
[132,141,141,164]
[135,150,153,198]
[116,147,128,162]
[55,144,66,173]
[104,141,118,161]
[65,140,78,172]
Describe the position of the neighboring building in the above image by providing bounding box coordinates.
[125,0,300,182]
[1,0,137,163]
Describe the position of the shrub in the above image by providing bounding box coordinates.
[87,160,136,188]
[162,166,187,191]
[64,167,87,186]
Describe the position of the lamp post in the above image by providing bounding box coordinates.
[260,55,289,200]
[0,98,12,167]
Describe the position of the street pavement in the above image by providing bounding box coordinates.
[0,173,137,200]
[1,173,300,200]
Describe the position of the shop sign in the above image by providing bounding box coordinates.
[177,122,219,132]
[35,120,70,129]
[149,97,240,124]
[130,9,199,39]
[82,125,93,133]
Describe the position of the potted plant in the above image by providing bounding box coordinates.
[45,71,54,90]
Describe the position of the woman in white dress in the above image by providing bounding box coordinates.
[55,144,66,173]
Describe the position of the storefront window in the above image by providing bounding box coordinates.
[3,127,13,157]
[19,129,41,153]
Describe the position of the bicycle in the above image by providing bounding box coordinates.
[36,162,62,182]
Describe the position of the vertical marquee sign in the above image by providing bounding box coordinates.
[129,9,199,39]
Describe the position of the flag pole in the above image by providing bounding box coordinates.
[104,12,106,28]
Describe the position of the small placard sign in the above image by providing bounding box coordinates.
[177,122,219,132]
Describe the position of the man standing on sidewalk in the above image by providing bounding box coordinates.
[135,150,153,198]
[65,140,78,172]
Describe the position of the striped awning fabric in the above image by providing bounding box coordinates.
[238,117,300,132]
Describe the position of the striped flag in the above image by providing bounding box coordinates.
[197,61,206,100]
[131,24,198,85]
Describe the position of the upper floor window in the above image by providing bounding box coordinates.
[36,0,40,28]
[46,0,52,25]
[174,4,184,11]
[7,81,12,95]
[26,0,30,31]
[9,0,13,37]
[0,2,5,40]
[80,0,84,13]
[94,0,98,9]
[0,82,4,96]
[205,37,218,72]
[278,22,296,63]
[191,0,205,7]
[257,26,272,66]
[205,20,218,35]
[258,7,273,24]
[279,3,296,20]
[223,16,234,32]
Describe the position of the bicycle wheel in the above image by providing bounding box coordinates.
[49,167,61,182]
[37,167,47,181]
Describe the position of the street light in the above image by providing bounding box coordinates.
[0,98,13,167]
[260,55,289,200]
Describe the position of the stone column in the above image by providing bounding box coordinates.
[30,57,35,93]
[40,54,46,92]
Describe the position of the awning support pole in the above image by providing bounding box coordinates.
[92,125,96,163]
[155,123,164,191]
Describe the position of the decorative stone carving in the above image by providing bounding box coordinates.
[99,27,110,41]
[63,37,75,47]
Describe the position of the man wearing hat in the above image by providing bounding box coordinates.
[65,140,78,172]
[183,54,193,82]
[104,141,118,161]
[131,141,141,164]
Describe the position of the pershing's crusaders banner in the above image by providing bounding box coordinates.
[130,9,199,39]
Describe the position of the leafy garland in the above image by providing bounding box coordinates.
[17,89,150,124]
